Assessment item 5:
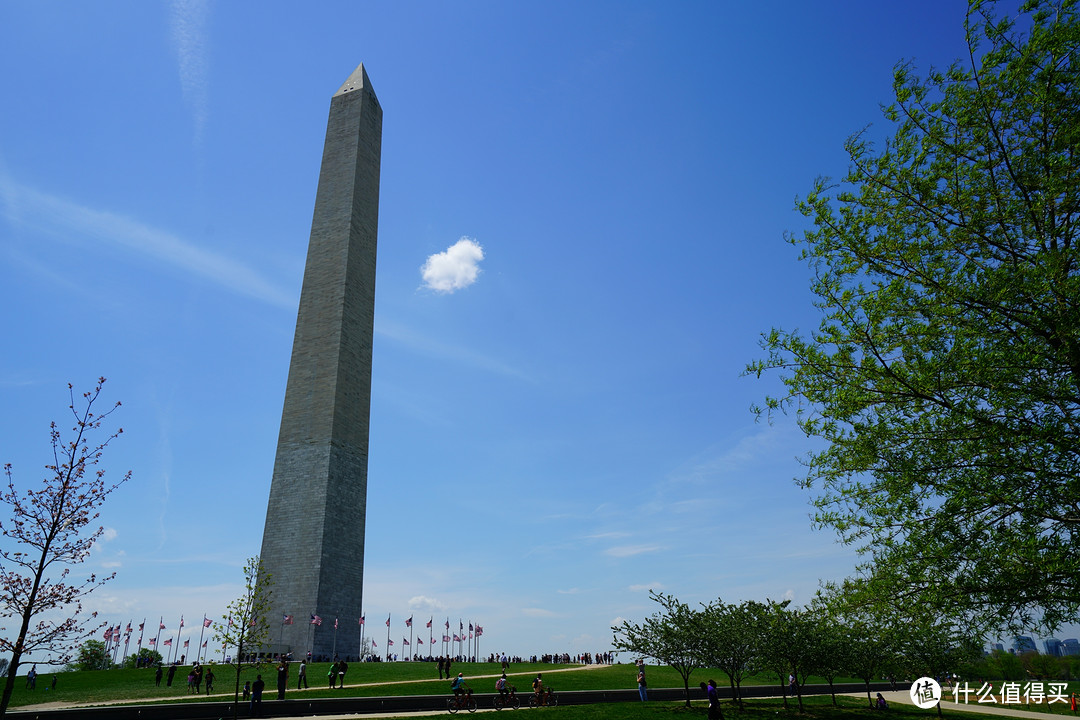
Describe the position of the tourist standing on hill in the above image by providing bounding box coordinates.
[328,659,339,688]
[437,656,445,679]
[637,662,648,702]
[276,659,288,699]
[337,658,348,688]
[154,664,162,686]
[166,662,177,687]
[204,667,214,695]
[298,659,308,689]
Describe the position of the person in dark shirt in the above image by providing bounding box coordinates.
[251,674,265,716]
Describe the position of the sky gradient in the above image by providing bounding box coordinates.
[2,1,1071,662]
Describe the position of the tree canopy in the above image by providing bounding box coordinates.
[748,0,1080,635]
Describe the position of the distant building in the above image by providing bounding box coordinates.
[1044,639,1062,656]
[1013,636,1038,654]
[1062,639,1080,656]
[992,643,1004,652]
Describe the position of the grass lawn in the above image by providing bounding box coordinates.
[7,661,1079,719]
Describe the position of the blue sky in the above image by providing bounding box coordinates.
[3,1,1069,663]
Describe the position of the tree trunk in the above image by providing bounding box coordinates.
[0,652,23,717]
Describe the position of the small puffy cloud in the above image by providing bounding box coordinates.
[408,595,445,612]
[103,527,118,542]
[421,237,484,293]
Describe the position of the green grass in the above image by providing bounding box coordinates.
[8,661,1078,720]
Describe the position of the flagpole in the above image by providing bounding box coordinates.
[154,617,163,659]
[114,624,124,666]
[385,614,391,662]
[137,618,145,661]
[174,617,184,664]
[197,615,207,664]
[409,621,414,661]
[332,618,338,659]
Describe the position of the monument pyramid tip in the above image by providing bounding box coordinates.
[334,63,376,99]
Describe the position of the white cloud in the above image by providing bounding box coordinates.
[170,0,211,145]
[102,527,118,542]
[420,237,484,293]
[0,181,293,308]
[407,595,446,612]
[556,588,581,595]
[605,545,663,558]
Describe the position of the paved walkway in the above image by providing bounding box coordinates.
[859,690,1073,720]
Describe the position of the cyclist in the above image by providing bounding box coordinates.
[496,672,509,700]
[451,672,467,703]
[532,673,544,706]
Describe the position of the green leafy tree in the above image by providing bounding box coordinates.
[214,556,272,720]
[612,591,704,707]
[843,610,903,709]
[70,639,110,671]
[1023,650,1064,680]
[756,599,821,712]
[0,379,130,716]
[898,615,982,717]
[699,599,766,708]
[988,648,1025,680]
[804,597,852,706]
[748,0,1080,636]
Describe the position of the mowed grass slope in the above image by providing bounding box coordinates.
[7,662,824,708]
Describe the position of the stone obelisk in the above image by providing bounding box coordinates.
[259,63,381,660]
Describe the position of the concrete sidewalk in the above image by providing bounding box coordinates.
[869,689,1076,719]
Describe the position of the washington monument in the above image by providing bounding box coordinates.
[259,63,381,660]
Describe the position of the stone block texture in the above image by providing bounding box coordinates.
[258,64,381,660]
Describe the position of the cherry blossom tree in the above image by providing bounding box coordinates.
[0,379,129,716]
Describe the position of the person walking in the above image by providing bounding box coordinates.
[297,659,309,689]
[701,679,722,720]
[637,664,648,702]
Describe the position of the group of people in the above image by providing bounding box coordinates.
[185,662,213,694]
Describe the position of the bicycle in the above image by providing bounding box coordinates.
[528,687,558,708]
[493,684,519,710]
[447,686,477,714]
